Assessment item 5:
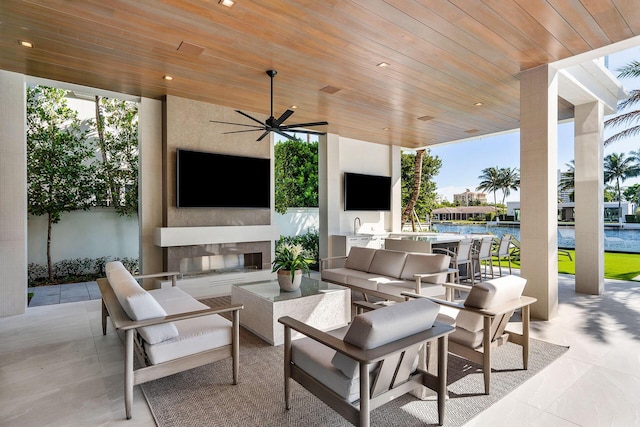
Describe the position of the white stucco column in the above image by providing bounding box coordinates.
[138,98,164,280]
[318,133,341,259]
[0,70,27,316]
[574,101,605,294]
[390,145,402,232]
[520,64,559,321]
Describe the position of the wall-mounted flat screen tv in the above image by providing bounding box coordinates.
[176,149,270,208]
[344,172,391,211]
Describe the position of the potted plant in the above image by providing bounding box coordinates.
[272,243,313,291]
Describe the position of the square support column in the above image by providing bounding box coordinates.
[520,65,559,321]
[318,133,341,260]
[0,70,27,316]
[574,102,605,294]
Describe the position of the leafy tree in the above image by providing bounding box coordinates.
[92,96,139,216]
[623,183,640,203]
[559,160,575,201]
[605,60,640,146]
[499,167,520,207]
[27,86,96,280]
[604,152,640,220]
[476,166,501,216]
[274,138,318,214]
[401,149,442,227]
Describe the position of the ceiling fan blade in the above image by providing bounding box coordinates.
[280,121,329,129]
[284,129,327,136]
[222,129,264,135]
[274,129,297,142]
[274,109,294,127]
[256,130,271,141]
[235,110,265,126]
[209,120,264,129]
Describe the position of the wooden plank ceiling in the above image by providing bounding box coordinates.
[0,0,638,148]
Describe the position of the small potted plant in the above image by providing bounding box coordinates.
[272,243,313,291]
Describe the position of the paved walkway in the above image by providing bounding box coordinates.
[28,282,101,306]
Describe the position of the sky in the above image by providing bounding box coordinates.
[429,45,640,203]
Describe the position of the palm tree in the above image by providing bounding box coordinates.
[558,160,575,201]
[499,167,520,207]
[476,166,501,218]
[603,152,640,220]
[604,60,640,146]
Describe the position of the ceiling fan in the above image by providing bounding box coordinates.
[210,69,328,142]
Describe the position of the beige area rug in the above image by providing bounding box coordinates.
[141,298,569,427]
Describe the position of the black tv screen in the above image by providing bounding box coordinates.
[176,149,270,208]
[344,172,391,211]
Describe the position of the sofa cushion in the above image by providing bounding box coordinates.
[320,267,351,285]
[456,275,527,334]
[105,261,179,345]
[377,280,445,299]
[399,253,450,282]
[344,247,377,271]
[367,250,407,278]
[144,314,232,365]
[346,271,400,291]
[331,298,439,378]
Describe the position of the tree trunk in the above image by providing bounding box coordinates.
[401,149,425,229]
[47,212,53,281]
[95,96,118,205]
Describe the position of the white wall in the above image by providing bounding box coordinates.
[28,209,139,265]
[274,207,319,237]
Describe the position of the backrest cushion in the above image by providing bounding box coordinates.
[344,247,377,272]
[456,275,527,333]
[400,253,450,282]
[105,261,179,344]
[331,298,439,378]
[367,250,407,278]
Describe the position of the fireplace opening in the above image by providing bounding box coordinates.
[180,252,263,277]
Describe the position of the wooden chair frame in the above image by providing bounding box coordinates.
[403,283,537,394]
[278,316,454,427]
[98,274,242,419]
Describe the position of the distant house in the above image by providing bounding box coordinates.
[431,206,496,221]
[453,189,487,205]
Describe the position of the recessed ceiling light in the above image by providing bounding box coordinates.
[383,127,390,131]
[19,40,33,48]
[474,102,483,106]
[377,62,390,68]
[163,75,174,81]
[219,0,235,7]
[290,105,298,109]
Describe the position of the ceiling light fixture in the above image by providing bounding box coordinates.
[383,127,390,131]
[219,0,235,7]
[163,75,174,81]
[19,40,33,48]
[474,102,483,106]
[377,62,390,68]
[290,105,298,109]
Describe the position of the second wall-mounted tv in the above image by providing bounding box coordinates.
[176,149,270,208]
[344,172,391,211]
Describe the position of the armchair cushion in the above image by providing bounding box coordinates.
[331,298,439,378]
[105,261,179,345]
[456,275,527,333]
[344,247,377,271]
[399,253,449,282]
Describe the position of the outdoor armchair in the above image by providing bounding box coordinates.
[402,275,536,394]
[278,298,454,427]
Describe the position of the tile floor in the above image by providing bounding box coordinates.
[2,273,639,426]
[28,282,101,306]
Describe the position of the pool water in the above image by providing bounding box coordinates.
[431,223,640,254]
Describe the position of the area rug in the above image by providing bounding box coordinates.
[141,299,569,427]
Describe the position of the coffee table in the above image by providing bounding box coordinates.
[231,276,350,346]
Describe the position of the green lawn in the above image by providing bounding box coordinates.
[508,250,640,281]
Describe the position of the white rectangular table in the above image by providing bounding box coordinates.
[231,277,350,346]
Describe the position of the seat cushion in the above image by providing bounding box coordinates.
[291,326,367,402]
[346,271,400,291]
[456,275,527,333]
[320,267,350,284]
[144,314,232,365]
[331,298,439,378]
[344,247,377,271]
[399,253,450,282]
[367,250,407,278]
[377,280,445,299]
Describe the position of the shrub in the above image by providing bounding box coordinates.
[28,256,139,286]
[275,228,319,271]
